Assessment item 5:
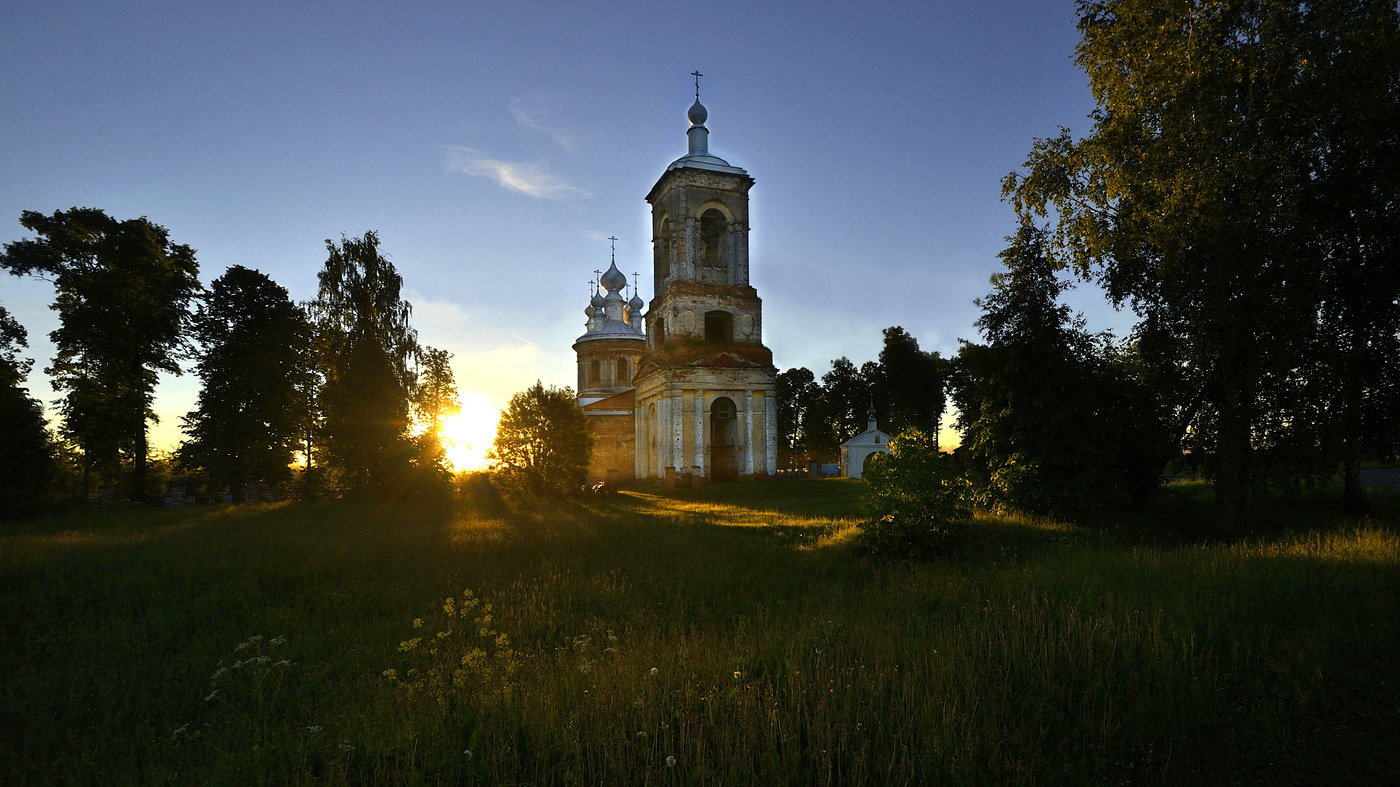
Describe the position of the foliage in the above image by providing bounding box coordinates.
[178,266,311,496]
[868,326,949,442]
[858,429,969,555]
[776,326,950,465]
[952,224,1174,517]
[0,208,201,500]
[412,346,460,481]
[775,366,820,466]
[0,304,56,517]
[489,381,592,497]
[383,589,519,722]
[311,231,425,496]
[1004,1,1400,527]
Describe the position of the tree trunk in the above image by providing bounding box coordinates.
[132,419,148,502]
[1213,392,1251,534]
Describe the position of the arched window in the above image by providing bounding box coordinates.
[590,359,601,387]
[616,358,629,385]
[655,219,672,280]
[654,316,665,343]
[704,310,733,343]
[700,209,726,269]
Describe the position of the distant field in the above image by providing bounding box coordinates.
[1,481,1397,785]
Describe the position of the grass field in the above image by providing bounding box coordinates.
[1,480,1397,785]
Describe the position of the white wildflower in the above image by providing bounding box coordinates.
[649,667,659,676]
[270,636,287,646]
[276,660,291,667]
[463,749,473,761]
[306,725,323,734]
[339,743,354,753]
[666,755,677,767]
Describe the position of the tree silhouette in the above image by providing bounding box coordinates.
[179,266,311,496]
[1,208,200,500]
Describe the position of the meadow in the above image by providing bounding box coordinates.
[1,481,1396,785]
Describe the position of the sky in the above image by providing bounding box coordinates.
[0,0,1115,455]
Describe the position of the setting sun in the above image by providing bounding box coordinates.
[441,392,501,472]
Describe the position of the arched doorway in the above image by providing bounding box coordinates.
[710,396,738,480]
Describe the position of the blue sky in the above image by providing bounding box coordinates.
[0,0,1112,451]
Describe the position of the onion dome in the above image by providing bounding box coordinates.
[590,290,605,308]
[600,261,627,292]
[629,293,644,312]
[688,98,708,126]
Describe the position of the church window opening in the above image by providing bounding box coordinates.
[590,359,601,387]
[654,316,665,343]
[616,358,628,385]
[704,310,733,343]
[700,209,726,269]
[655,219,672,281]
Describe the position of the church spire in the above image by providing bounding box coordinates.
[687,70,710,156]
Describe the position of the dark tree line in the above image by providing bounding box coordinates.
[776,326,950,468]
[1,212,458,509]
[971,0,1400,526]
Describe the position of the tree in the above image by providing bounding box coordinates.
[489,381,593,497]
[869,326,949,444]
[0,208,201,500]
[775,367,820,467]
[0,303,57,516]
[413,346,460,480]
[858,430,968,556]
[951,224,1172,516]
[311,231,421,495]
[178,266,311,496]
[1004,1,1400,529]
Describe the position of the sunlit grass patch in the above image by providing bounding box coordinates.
[2,482,1397,784]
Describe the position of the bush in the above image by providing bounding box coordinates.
[858,429,969,556]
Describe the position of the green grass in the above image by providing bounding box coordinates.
[1,480,1397,785]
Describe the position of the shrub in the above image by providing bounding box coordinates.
[858,429,969,556]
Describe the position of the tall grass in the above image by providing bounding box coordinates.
[1,482,1396,784]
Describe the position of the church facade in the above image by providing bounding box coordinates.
[574,92,777,483]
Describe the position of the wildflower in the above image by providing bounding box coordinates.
[733,671,742,679]
[634,698,644,708]
[171,723,189,739]
[579,661,593,673]
[276,659,291,667]
[413,618,424,628]
[636,731,647,739]
[205,690,218,702]
[248,635,264,644]
[666,755,677,767]
[235,642,249,651]
[607,630,618,642]
[650,667,659,676]
[463,749,473,761]
[209,667,225,680]
[270,636,287,646]
[339,743,355,753]
[306,726,323,734]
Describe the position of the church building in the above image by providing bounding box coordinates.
[574,87,778,483]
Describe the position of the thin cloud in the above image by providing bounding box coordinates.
[510,97,579,151]
[445,147,589,199]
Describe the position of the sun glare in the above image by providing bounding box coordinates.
[441,392,501,473]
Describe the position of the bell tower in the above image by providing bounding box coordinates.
[633,79,777,481]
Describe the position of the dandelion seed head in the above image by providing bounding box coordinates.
[666,755,676,767]
[650,667,659,676]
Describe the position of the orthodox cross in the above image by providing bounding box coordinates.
[608,236,618,263]
[691,70,703,98]
[592,269,602,292]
